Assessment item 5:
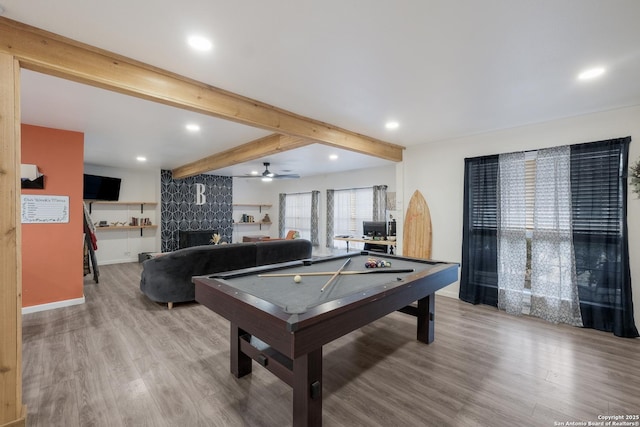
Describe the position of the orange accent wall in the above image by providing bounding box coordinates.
[21,124,84,307]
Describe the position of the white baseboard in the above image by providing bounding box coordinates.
[22,296,86,314]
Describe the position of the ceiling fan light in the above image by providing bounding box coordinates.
[261,176,273,182]
[262,162,275,177]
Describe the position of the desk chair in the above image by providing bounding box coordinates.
[285,230,300,240]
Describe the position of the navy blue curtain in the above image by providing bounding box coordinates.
[459,138,638,337]
[570,137,638,337]
[459,155,499,307]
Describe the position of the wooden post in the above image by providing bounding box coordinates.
[0,52,26,426]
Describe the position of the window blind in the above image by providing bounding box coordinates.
[332,187,374,250]
[283,192,312,240]
[469,157,498,230]
[524,154,537,230]
[570,146,623,236]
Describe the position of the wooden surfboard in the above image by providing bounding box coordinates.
[403,190,432,259]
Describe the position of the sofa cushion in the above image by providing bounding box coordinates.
[255,239,312,266]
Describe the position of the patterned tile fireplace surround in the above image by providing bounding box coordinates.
[160,170,233,252]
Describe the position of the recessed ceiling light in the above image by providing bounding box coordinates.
[385,121,399,130]
[577,67,605,81]
[187,35,212,52]
[185,123,200,132]
[329,154,338,160]
[250,170,259,175]
[136,156,147,162]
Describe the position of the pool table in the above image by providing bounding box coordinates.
[194,252,458,427]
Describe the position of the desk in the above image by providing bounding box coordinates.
[194,252,458,426]
[333,236,396,254]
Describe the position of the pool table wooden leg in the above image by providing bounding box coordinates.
[292,348,323,427]
[230,323,252,378]
[417,293,435,344]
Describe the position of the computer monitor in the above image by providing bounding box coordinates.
[362,221,386,239]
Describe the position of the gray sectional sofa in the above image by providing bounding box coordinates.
[140,239,312,308]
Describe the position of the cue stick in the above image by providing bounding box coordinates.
[320,258,351,292]
[258,268,415,278]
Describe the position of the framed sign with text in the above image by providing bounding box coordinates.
[21,195,69,223]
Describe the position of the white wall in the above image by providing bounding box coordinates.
[233,165,397,252]
[84,164,161,264]
[402,105,640,325]
[231,177,278,243]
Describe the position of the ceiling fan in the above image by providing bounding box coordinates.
[238,162,300,181]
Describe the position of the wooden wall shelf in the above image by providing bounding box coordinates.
[94,225,157,236]
[86,201,158,205]
[95,225,158,230]
[234,221,271,230]
[85,201,157,214]
[88,202,158,237]
[233,203,272,213]
[233,203,272,232]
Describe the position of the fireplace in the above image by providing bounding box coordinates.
[178,230,218,249]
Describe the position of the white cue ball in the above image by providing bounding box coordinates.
[294,275,302,283]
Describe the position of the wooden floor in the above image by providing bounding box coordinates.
[23,263,639,427]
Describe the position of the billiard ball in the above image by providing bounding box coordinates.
[294,275,302,283]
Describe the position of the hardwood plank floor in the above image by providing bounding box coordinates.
[22,262,640,426]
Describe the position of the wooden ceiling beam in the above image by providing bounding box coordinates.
[172,134,312,179]
[0,18,404,166]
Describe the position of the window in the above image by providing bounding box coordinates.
[331,187,373,251]
[283,192,312,240]
[460,137,638,337]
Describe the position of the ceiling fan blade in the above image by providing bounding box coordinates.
[233,162,299,179]
[232,173,299,179]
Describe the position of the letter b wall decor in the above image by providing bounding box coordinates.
[195,183,206,205]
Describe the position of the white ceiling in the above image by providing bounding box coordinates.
[5,0,640,178]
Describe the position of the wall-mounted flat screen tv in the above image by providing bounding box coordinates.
[83,174,122,201]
